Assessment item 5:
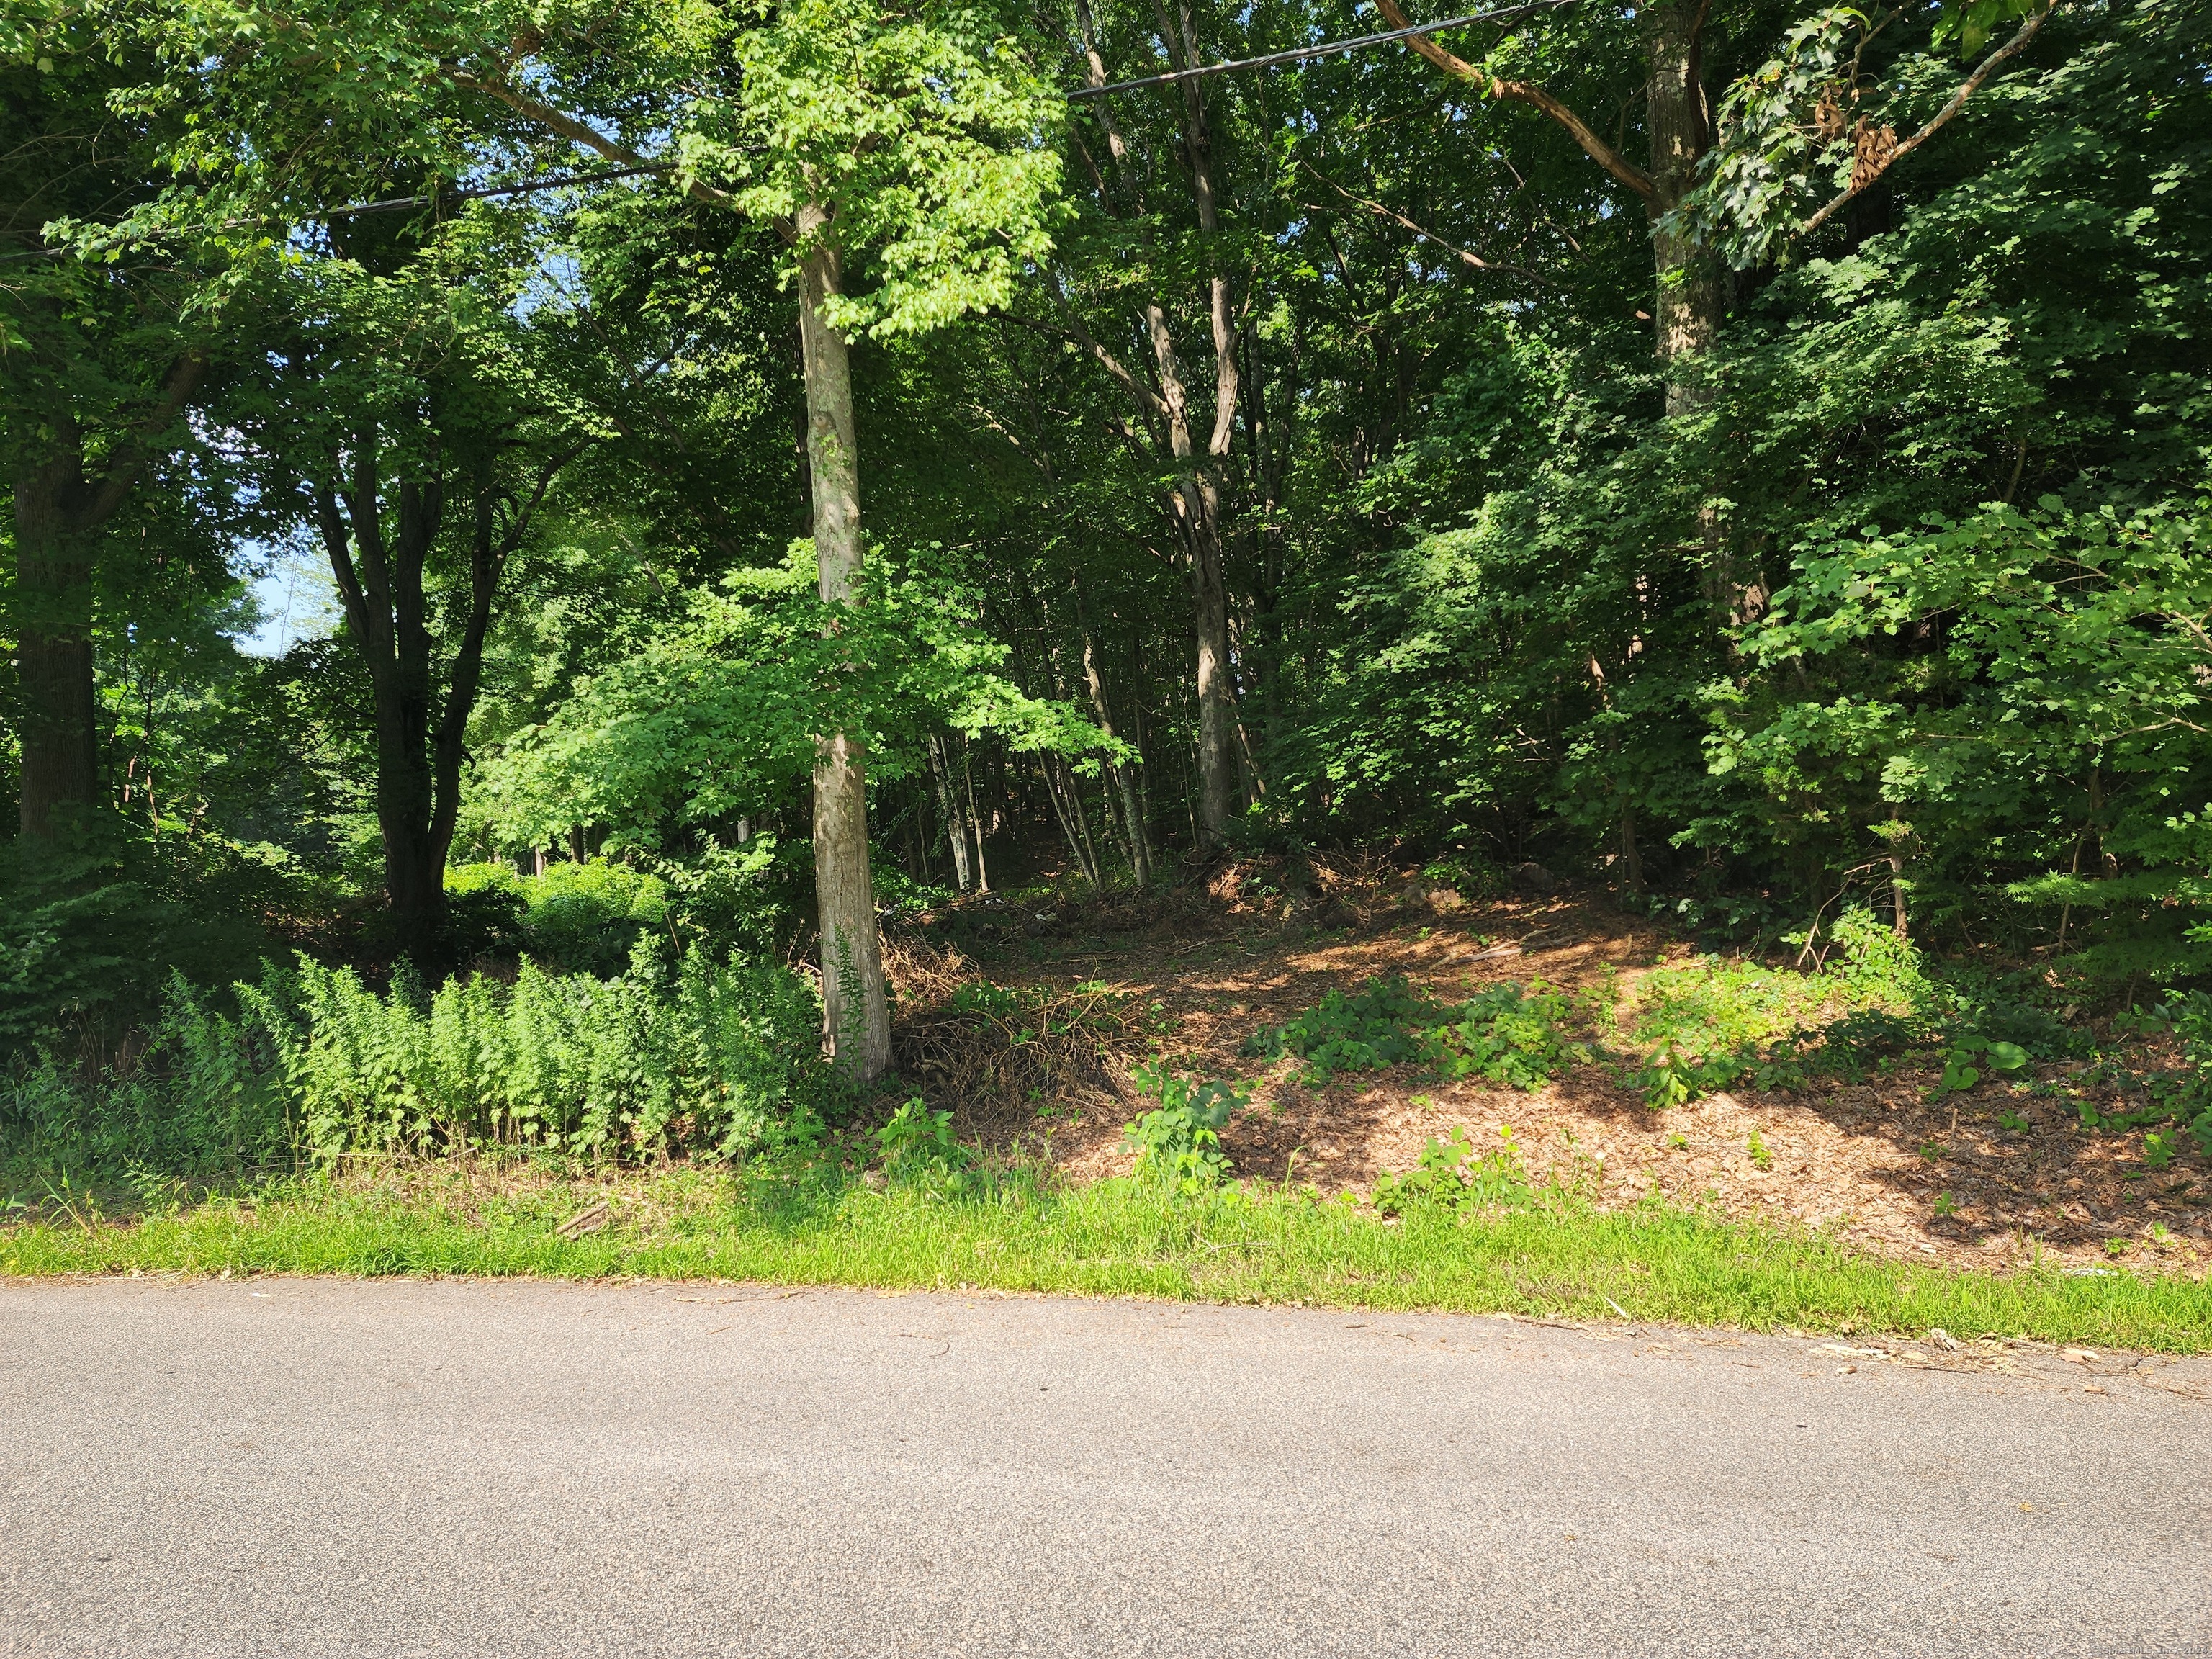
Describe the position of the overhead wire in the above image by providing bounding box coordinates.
[12,6,1550,236]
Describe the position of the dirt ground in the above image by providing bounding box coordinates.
[897,871,2212,1279]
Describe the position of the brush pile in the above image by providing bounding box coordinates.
[885,938,1137,1135]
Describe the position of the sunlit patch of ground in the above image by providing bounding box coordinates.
[902,878,2211,1280]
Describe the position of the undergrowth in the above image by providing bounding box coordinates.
[1,945,830,1178]
[1622,910,2211,1158]
[1243,974,1581,1089]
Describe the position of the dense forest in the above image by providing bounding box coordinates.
[2,0,2207,1174]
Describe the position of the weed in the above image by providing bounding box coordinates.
[1666,1131,1689,1150]
[1933,1191,1958,1218]
[1997,1109,2032,1135]
[1244,976,1579,1090]
[876,1100,972,1187]
[1933,1035,2031,1097]
[1123,1063,1249,1195]
[1371,1125,1529,1217]
[1746,1130,1773,1171]
[2105,1237,2129,1257]
[1,946,827,1175]
[1920,1139,1944,1164]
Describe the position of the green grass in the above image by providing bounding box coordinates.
[6,1164,2208,1353]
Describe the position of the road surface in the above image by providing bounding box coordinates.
[3,1277,2207,1657]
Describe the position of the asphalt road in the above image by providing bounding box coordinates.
[3,1277,2208,1658]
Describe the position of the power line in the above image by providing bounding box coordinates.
[16,8,1547,242]
[325,161,670,218]
[1068,3,1556,100]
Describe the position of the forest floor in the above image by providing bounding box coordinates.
[899,861,2212,1282]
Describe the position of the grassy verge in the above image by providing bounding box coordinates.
[5,1164,2208,1353]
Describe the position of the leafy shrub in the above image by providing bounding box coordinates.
[1243,975,1577,1089]
[1,968,297,1177]
[1371,1124,1528,1215]
[1123,1062,1247,1193]
[2086,994,2212,1156]
[1628,909,2089,1106]
[0,824,308,1054]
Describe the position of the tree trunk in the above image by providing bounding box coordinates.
[12,452,99,842]
[1187,481,1239,848]
[1643,0,1723,419]
[317,429,557,967]
[1077,613,1150,884]
[962,740,991,894]
[797,205,891,1080]
[926,734,974,891]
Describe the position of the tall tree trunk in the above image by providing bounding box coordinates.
[320,449,449,964]
[13,453,99,842]
[1643,0,1722,419]
[10,354,205,842]
[797,204,891,1080]
[961,740,991,894]
[317,429,561,966]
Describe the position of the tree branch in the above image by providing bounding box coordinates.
[449,68,765,229]
[1374,0,1657,202]
[1801,0,2056,237]
[1300,163,1549,283]
[82,350,208,528]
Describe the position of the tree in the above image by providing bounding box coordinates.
[436,0,1063,1073]
[1,5,215,840]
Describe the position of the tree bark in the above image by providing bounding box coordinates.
[318,444,448,962]
[926,734,974,891]
[11,354,206,842]
[316,428,565,965]
[1077,609,1151,884]
[13,451,99,841]
[1642,0,1723,418]
[796,204,891,1080]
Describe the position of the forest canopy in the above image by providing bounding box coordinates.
[2,0,2206,1092]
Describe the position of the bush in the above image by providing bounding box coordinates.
[1630,907,2102,1106]
[1371,1125,1529,1215]
[0,821,313,1055]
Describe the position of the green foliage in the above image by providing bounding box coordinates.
[447,860,673,976]
[1631,910,1968,1105]
[0,824,316,1054]
[1122,1063,1247,1194]
[1371,1124,1529,1217]
[1244,976,1578,1089]
[875,1098,972,1187]
[2088,994,2212,1157]
[1,946,827,1177]
[1931,1034,2031,1096]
